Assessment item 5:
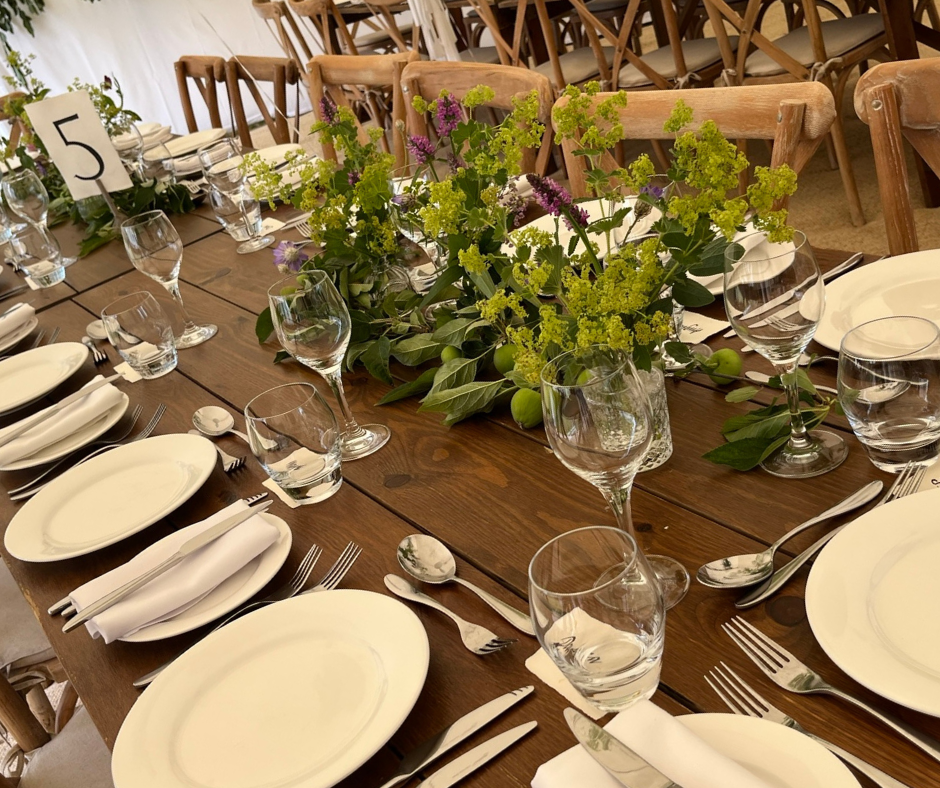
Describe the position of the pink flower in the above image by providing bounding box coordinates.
[435,93,462,137]
[407,135,435,165]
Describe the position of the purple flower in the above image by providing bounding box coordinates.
[498,184,527,227]
[319,95,338,125]
[35,160,47,178]
[273,241,309,273]
[407,135,435,165]
[103,75,113,90]
[348,169,361,187]
[640,183,665,200]
[563,205,589,231]
[434,93,462,137]
[446,153,466,174]
[527,174,575,218]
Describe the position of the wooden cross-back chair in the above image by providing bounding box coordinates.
[226,56,302,149]
[308,51,418,168]
[855,59,940,256]
[556,82,836,203]
[289,0,407,56]
[174,56,226,133]
[701,0,890,227]
[251,0,315,75]
[400,60,556,175]
[0,92,27,158]
[531,0,615,91]
[461,0,530,67]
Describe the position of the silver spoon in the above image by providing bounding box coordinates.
[397,534,535,635]
[192,405,250,444]
[696,480,883,589]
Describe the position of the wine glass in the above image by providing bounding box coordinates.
[120,210,217,348]
[540,345,690,608]
[141,142,176,182]
[268,271,390,460]
[198,140,274,255]
[2,170,49,228]
[724,230,847,478]
[111,123,145,178]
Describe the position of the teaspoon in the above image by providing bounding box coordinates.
[192,405,250,443]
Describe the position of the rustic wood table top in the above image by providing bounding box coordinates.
[0,206,935,787]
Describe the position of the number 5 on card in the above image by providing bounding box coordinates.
[26,90,132,201]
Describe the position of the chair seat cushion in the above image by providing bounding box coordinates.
[535,46,615,86]
[354,20,414,49]
[618,36,736,86]
[21,707,113,788]
[0,560,53,672]
[745,13,884,76]
[459,45,501,63]
[586,0,629,13]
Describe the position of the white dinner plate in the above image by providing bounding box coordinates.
[680,714,859,787]
[4,434,217,562]
[815,250,940,351]
[249,144,310,191]
[121,513,293,642]
[0,392,130,471]
[806,488,940,716]
[112,590,429,788]
[0,315,38,354]
[0,342,89,414]
[164,128,227,157]
[688,223,796,297]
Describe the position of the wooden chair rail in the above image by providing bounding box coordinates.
[174,56,226,133]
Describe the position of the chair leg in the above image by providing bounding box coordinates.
[651,139,671,172]
[829,113,866,226]
[823,133,839,169]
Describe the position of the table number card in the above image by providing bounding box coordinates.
[25,90,132,201]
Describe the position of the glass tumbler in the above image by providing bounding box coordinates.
[838,316,940,472]
[245,382,343,504]
[208,185,263,242]
[101,291,178,379]
[529,526,666,712]
[11,225,67,288]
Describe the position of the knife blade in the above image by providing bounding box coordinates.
[378,686,534,788]
[63,501,273,633]
[0,284,28,302]
[0,373,123,449]
[415,721,537,788]
[564,709,681,788]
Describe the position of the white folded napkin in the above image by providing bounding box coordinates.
[735,226,797,266]
[0,303,34,340]
[69,501,279,643]
[0,375,125,465]
[532,700,773,788]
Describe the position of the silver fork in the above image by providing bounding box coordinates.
[0,328,44,361]
[302,542,361,593]
[296,223,313,239]
[45,327,60,345]
[133,542,324,688]
[724,616,940,763]
[187,430,244,473]
[736,462,926,608]
[384,574,516,655]
[706,663,913,788]
[82,336,107,365]
[9,404,167,501]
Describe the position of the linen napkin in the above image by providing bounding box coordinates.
[680,312,730,344]
[69,501,279,643]
[532,699,774,788]
[0,303,34,339]
[525,648,605,720]
[0,375,125,465]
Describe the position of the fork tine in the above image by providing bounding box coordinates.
[705,670,747,715]
[717,662,781,716]
[710,664,765,716]
[291,545,323,591]
[723,621,781,675]
[732,617,791,665]
[323,544,361,590]
[879,462,913,504]
[317,542,357,589]
[906,465,928,496]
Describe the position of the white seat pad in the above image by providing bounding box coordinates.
[535,46,616,86]
[0,560,52,672]
[618,36,738,86]
[21,707,113,788]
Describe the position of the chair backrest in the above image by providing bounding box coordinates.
[855,58,940,255]
[252,0,315,70]
[174,56,226,133]
[290,0,361,55]
[226,56,302,149]
[532,0,611,90]
[556,81,836,198]
[0,91,27,157]
[360,0,415,53]
[401,60,556,174]
[461,0,529,67]
[307,51,418,168]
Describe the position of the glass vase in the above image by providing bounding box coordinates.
[638,365,672,472]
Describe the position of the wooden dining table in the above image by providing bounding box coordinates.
[1,206,938,787]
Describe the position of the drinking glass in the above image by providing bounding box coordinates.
[2,170,49,228]
[268,271,391,460]
[199,140,273,254]
[245,382,343,504]
[390,172,443,292]
[11,225,67,288]
[724,231,847,478]
[141,142,176,182]
[529,526,665,712]
[838,316,940,472]
[120,210,217,348]
[208,184,263,242]
[101,291,178,379]
[540,345,690,608]
[111,123,144,177]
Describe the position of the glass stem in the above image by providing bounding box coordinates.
[164,280,198,333]
[324,370,366,439]
[601,485,635,539]
[775,361,812,451]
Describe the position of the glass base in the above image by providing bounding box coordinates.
[760,429,848,479]
[176,323,218,349]
[648,555,689,609]
[237,235,275,255]
[341,423,391,461]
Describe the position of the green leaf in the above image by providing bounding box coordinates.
[273,350,291,364]
[724,409,791,442]
[467,268,497,299]
[725,386,761,403]
[361,336,392,385]
[431,317,487,348]
[428,357,478,395]
[419,380,507,425]
[376,368,439,405]
[391,334,445,366]
[418,264,463,310]
[671,276,715,308]
[346,341,372,371]
[664,342,692,366]
[687,236,729,277]
[256,307,274,344]
[702,437,779,471]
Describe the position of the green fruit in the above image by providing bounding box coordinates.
[440,346,463,363]
[511,388,543,429]
[295,274,310,287]
[494,344,518,375]
[279,286,297,296]
[707,348,743,385]
[576,370,592,385]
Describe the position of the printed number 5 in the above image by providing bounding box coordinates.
[53,114,105,181]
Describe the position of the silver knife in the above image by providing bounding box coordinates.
[379,686,534,788]
[564,709,681,788]
[0,373,123,449]
[63,501,273,632]
[0,284,28,302]
[414,721,537,788]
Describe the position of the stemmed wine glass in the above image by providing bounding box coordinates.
[2,170,49,228]
[268,270,391,460]
[540,345,690,609]
[120,210,218,348]
[199,140,273,255]
[111,123,145,178]
[724,230,846,477]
